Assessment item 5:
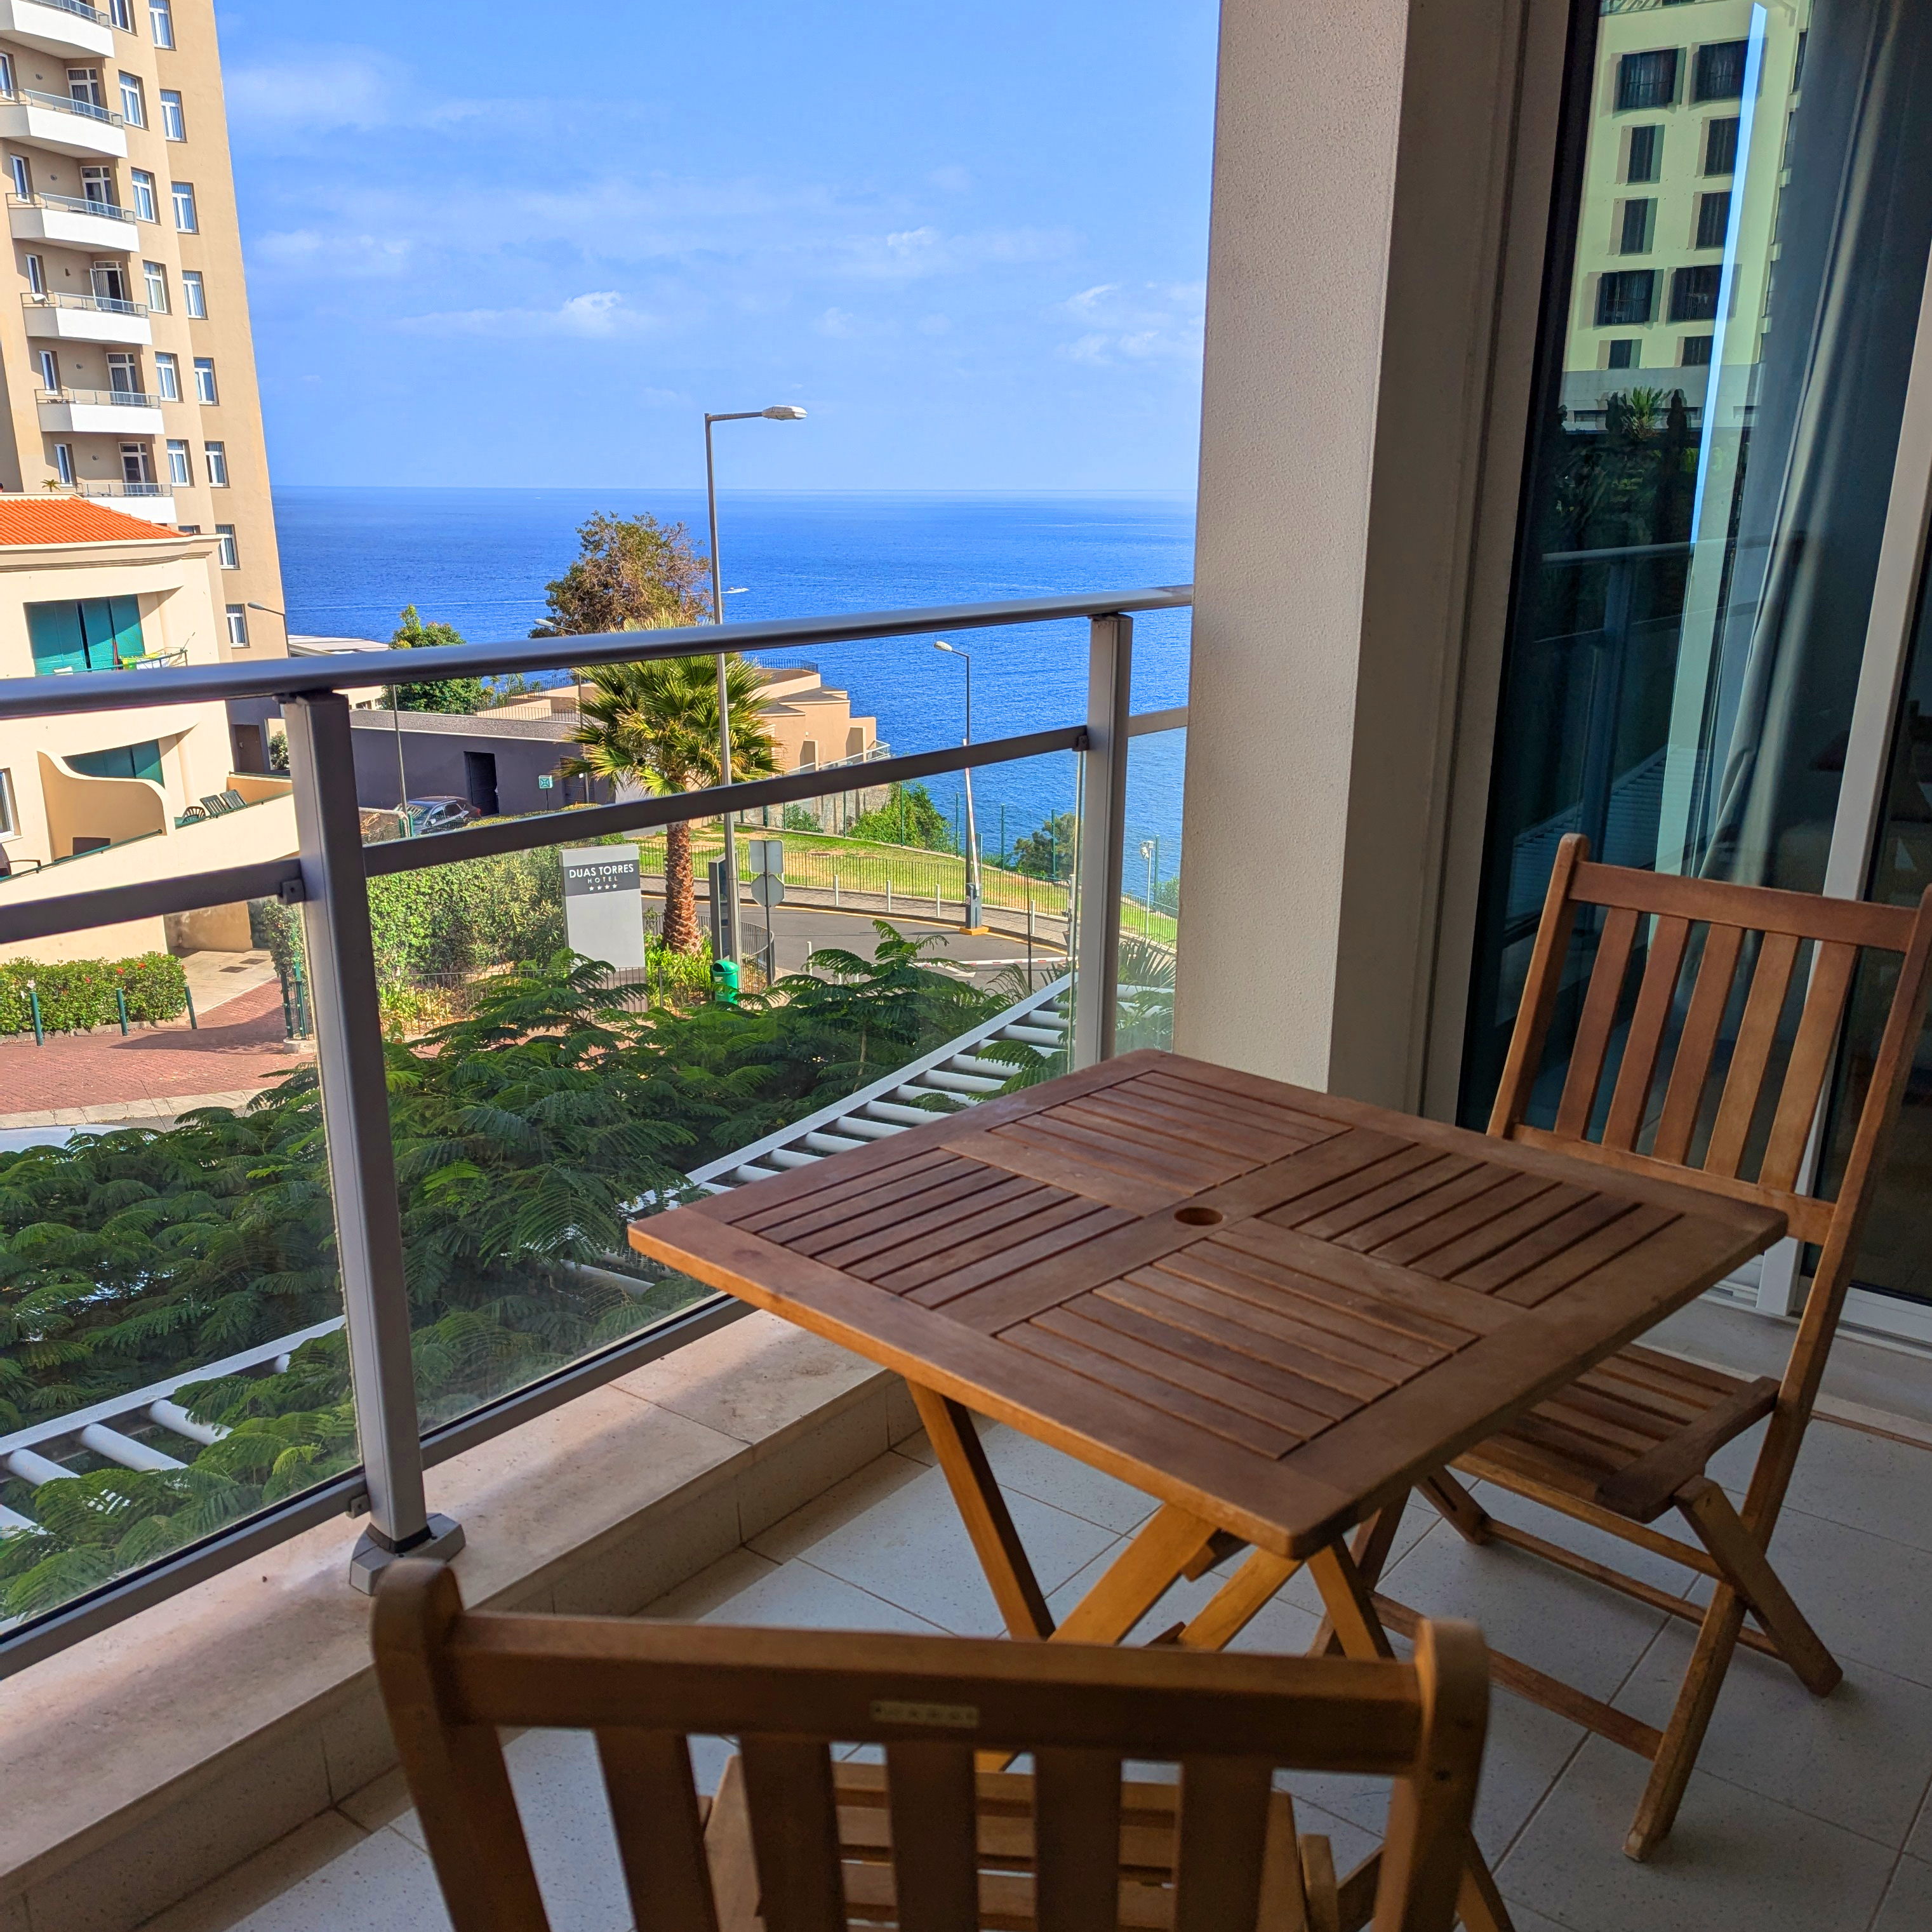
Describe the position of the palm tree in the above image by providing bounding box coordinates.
[562,655,778,952]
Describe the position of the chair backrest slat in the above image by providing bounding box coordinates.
[1033,1747,1126,1932]
[375,1566,1488,1932]
[1554,904,1639,1136]
[1173,1755,1275,1932]
[1602,914,1692,1150]
[597,1729,717,1932]
[1651,922,1743,1165]
[740,1737,847,1932]
[882,1742,980,1932]
[1759,940,1858,1192]
[1703,929,1800,1180]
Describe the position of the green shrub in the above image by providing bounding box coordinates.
[0,951,187,1034]
[365,848,564,983]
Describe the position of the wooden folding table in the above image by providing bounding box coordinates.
[632,1048,1783,1932]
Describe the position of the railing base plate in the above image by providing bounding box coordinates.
[347,1513,465,1594]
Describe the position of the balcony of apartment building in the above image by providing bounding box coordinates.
[36,383,161,436]
[0,0,110,60]
[8,185,137,251]
[23,286,148,343]
[0,77,124,159]
[6,5,1932,1932]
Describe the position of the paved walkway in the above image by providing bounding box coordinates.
[0,980,301,1126]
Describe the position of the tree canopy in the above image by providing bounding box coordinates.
[847,782,957,853]
[389,605,491,714]
[533,513,712,637]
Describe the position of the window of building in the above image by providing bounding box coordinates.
[1616,49,1679,113]
[149,0,173,49]
[0,55,15,100]
[1681,335,1714,367]
[0,766,15,839]
[225,603,248,647]
[180,267,204,316]
[92,258,130,305]
[214,523,237,568]
[1595,269,1656,328]
[143,259,167,310]
[107,350,138,395]
[118,72,144,125]
[203,438,227,485]
[1696,190,1732,250]
[24,253,44,296]
[53,443,72,485]
[159,89,183,140]
[1618,198,1655,255]
[1669,262,1721,323]
[71,740,162,783]
[176,523,197,532]
[170,181,196,232]
[130,169,157,222]
[7,155,27,199]
[1627,124,1662,184]
[1694,40,1748,103]
[165,437,190,484]
[67,67,104,109]
[27,596,143,674]
[81,165,114,208]
[37,349,58,391]
[109,0,133,28]
[192,355,216,403]
[1606,340,1639,370]
[154,350,178,399]
[1703,116,1740,176]
[120,441,151,484]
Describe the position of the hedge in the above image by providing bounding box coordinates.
[0,952,189,1035]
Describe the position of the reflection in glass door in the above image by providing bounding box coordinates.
[1464,0,1932,1164]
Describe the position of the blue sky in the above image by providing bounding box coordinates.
[213,1,1220,492]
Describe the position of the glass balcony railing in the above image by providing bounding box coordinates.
[74,479,170,497]
[37,385,163,409]
[9,88,124,126]
[9,189,133,221]
[0,587,1190,1665]
[20,0,108,22]
[23,289,147,317]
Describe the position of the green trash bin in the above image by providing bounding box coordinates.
[711,956,741,1006]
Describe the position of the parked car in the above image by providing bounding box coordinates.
[402,796,480,835]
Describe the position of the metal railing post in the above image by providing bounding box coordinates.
[282,692,462,1591]
[1073,613,1131,1068]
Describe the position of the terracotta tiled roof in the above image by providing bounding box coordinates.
[0,496,177,547]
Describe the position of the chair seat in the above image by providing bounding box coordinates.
[1455,1343,1780,1524]
[705,1755,1337,1932]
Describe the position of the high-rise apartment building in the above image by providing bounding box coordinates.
[0,0,283,710]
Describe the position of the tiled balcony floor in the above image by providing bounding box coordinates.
[143,1406,1932,1932]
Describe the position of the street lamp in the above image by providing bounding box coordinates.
[703,403,806,971]
[1140,837,1158,942]
[934,640,984,933]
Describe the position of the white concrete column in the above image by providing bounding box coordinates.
[1175,0,1538,1110]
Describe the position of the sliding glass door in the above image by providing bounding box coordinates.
[1463,0,1932,1334]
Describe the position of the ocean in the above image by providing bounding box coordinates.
[272,488,1195,886]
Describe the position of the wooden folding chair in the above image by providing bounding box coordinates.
[1413,832,1932,1859]
[374,1558,1490,1932]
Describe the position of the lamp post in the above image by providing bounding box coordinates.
[703,404,806,970]
[1140,837,1157,942]
[934,640,984,932]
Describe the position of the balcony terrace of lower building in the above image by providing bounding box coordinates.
[22,287,148,344]
[36,386,163,435]
[0,84,124,159]
[0,0,111,60]
[8,187,138,252]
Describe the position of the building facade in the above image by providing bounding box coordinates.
[0,495,291,959]
[0,0,283,683]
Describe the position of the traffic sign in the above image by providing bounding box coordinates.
[749,872,785,907]
[747,837,784,878]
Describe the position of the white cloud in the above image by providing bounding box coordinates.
[225,53,398,134]
[1056,281,1204,366]
[398,291,658,338]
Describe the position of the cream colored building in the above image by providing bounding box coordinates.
[0,494,291,960]
[0,0,283,682]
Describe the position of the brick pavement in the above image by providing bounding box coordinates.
[0,981,303,1122]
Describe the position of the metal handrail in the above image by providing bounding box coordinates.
[10,86,123,125]
[74,479,170,496]
[9,86,123,125]
[23,288,147,316]
[0,583,1194,723]
[10,189,133,220]
[36,385,163,408]
[17,0,106,21]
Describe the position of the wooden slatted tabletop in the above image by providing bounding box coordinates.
[632,1049,1783,1562]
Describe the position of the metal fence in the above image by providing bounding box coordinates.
[0,585,1190,1672]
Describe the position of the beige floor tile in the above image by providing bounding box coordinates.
[745,1447,929,1562]
[686,1550,952,1634]
[1464,1478,1700,1597]
[643,1543,783,1621]
[752,1458,1117,1635]
[1873,1855,1932,1932]
[896,1419,1164,1535]
[1768,1422,1932,1555]
[131,1813,370,1932]
[1498,1736,1896,1932]
[1909,1784,1932,1865]
[1496,1903,1578,1932]
[1377,1518,1668,1704]
[157,1823,451,1932]
[1613,1625,1932,1849]
[336,1766,414,1835]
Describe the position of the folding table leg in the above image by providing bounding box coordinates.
[1310,1503,1408,1655]
[1052,1502,1223,1645]
[1310,1541,1516,1932]
[908,1383,1054,1639]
